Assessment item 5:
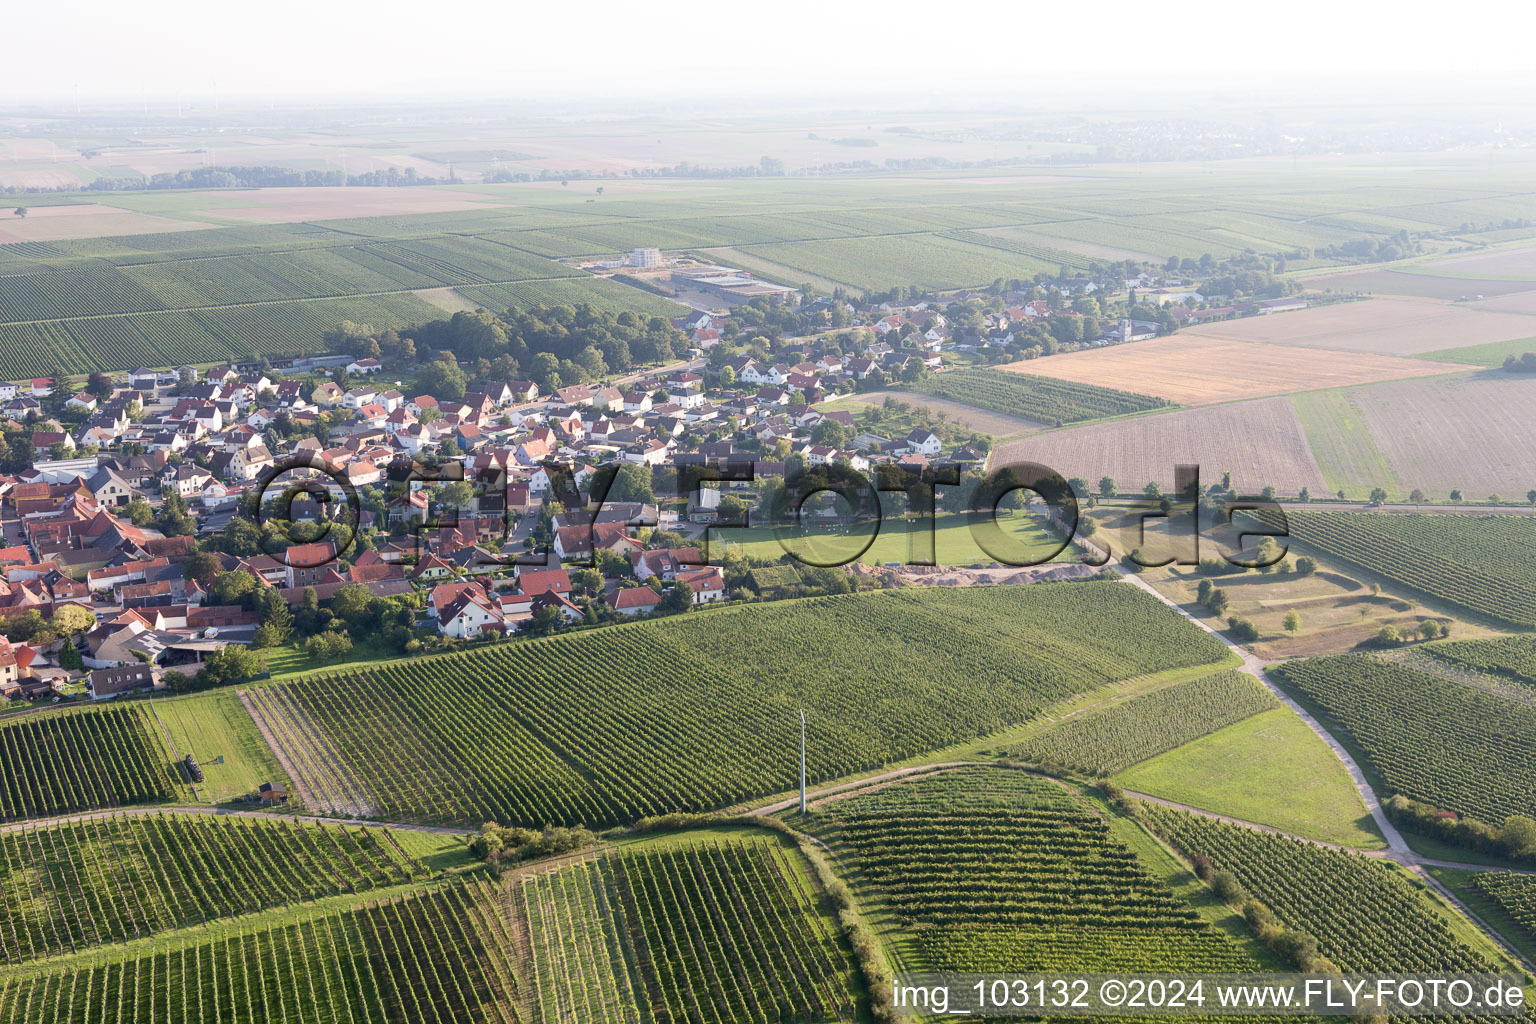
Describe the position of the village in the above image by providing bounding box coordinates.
[0,253,1306,706]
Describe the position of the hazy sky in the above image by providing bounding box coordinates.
[6,0,1533,103]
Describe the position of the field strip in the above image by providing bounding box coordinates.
[0,804,472,836]
[0,272,585,328]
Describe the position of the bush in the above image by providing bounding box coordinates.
[1226,615,1260,642]
[1211,869,1248,904]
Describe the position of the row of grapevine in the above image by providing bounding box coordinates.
[0,811,426,963]
[0,878,520,1024]
[1471,873,1536,947]
[910,367,1171,424]
[0,707,173,823]
[1273,655,1536,824]
[815,767,1262,977]
[1281,512,1536,627]
[523,838,858,1024]
[1143,806,1500,977]
[262,584,1228,826]
[1428,635,1536,695]
[0,291,443,378]
[1009,671,1277,776]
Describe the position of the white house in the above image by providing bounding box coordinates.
[346,358,383,375]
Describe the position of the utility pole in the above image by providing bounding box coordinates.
[799,709,807,815]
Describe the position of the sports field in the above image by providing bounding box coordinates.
[999,335,1467,405]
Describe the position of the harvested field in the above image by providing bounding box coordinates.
[1303,269,1535,300]
[1002,335,1467,405]
[995,397,1329,496]
[827,390,1045,435]
[1421,244,1536,280]
[1469,290,1536,316]
[0,203,212,242]
[201,185,514,223]
[1181,297,1536,355]
[1297,372,1536,500]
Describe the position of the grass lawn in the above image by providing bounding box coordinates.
[716,511,1069,567]
[149,690,290,805]
[386,829,477,873]
[262,638,406,680]
[1116,707,1386,850]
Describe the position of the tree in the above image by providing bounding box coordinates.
[718,365,736,388]
[1409,489,1426,506]
[183,551,222,585]
[1499,815,1536,857]
[87,372,115,400]
[1418,619,1441,640]
[1143,481,1162,500]
[1373,625,1399,646]
[1295,556,1317,576]
[1449,489,1463,502]
[12,207,27,219]
[1369,487,1389,505]
[417,357,468,401]
[1207,588,1230,615]
[194,645,265,688]
[208,570,259,606]
[49,605,97,636]
[440,479,475,513]
[305,630,354,661]
[1283,610,1302,633]
[155,492,196,537]
[125,498,153,526]
[178,366,198,393]
[659,582,693,614]
[329,585,373,631]
[58,641,83,671]
[1098,476,1117,498]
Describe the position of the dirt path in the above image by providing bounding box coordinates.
[1122,573,1412,856]
[238,688,322,811]
[0,804,473,837]
[740,761,989,816]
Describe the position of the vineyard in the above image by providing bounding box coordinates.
[1471,874,1536,947]
[910,367,1171,425]
[1279,512,1536,627]
[251,584,1229,827]
[1143,807,1502,978]
[0,707,174,823]
[1009,671,1278,776]
[0,812,428,963]
[1428,635,1536,696]
[0,878,521,1024]
[523,837,858,1023]
[1272,655,1536,824]
[814,767,1262,974]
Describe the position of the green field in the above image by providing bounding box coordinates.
[1418,336,1536,367]
[148,689,289,804]
[239,583,1229,827]
[1290,390,1401,499]
[718,510,1070,567]
[1009,670,1278,776]
[1117,707,1385,849]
